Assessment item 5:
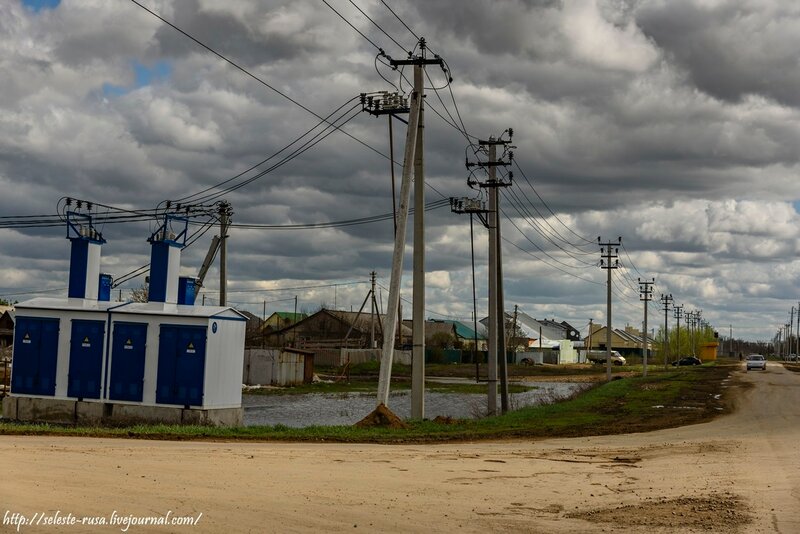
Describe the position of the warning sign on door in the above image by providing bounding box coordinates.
[124,338,133,350]
[82,336,91,348]
[186,342,196,354]
[22,332,31,344]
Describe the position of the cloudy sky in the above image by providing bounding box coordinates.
[2,0,799,341]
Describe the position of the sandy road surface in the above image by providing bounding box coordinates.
[1,363,798,533]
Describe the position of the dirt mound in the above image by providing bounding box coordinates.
[355,404,409,429]
[567,493,751,530]
[432,416,458,425]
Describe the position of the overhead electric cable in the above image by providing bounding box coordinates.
[127,0,392,162]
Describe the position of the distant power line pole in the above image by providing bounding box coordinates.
[639,278,654,377]
[790,307,795,357]
[673,304,683,357]
[450,198,489,384]
[599,237,621,382]
[661,294,673,369]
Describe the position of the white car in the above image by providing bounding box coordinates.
[745,354,767,371]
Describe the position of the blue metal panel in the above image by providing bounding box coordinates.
[11,316,60,395]
[109,322,147,402]
[68,239,89,299]
[156,325,206,407]
[148,241,170,302]
[177,277,196,305]
[67,319,106,399]
[98,274,113,302]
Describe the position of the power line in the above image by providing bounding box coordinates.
[322,0,385,53]
[127,0,392,163]
[174,96,360,204]
[513,160,595,245]
[379,0,420,41]
[347,0,410,54]
[202,280,368,294]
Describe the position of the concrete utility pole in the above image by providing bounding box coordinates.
[370,271,376,349]
[790,307,795,357]
[218,201,232,307]
[451,198,488,383]
[587,318,593,362]
[462,132,514,415]
[487,140,500,415]
[673,304,683,357]
[374,39,445,413]
[410,62,426,419]
[786,323,791,359]
[375,76,422,408]
[661,294,673,369]
[599,237,621,382]
[511,305,519,356]
[639,278,654,377]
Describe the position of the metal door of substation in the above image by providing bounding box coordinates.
[11,316,60,395]
[109,322,147,402]
[67,319,106,399]
[156,324,207,407]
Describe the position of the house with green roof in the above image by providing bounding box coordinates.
[262,311,308,334]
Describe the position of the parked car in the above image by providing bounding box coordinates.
[672,356,702,366]
[745,354,767,371]
[586,350,626,366]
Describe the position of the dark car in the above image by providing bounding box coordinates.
[672,356,702,366]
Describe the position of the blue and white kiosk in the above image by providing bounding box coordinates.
[3,212,246,426]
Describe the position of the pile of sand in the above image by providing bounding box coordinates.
[355,404,408,429]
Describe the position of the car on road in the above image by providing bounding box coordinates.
[586,350,626,366]
[745,354,767,371]
[672,356,702,366]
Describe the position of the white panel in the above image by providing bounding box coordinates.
[203,318,245,408]
[165,246,181,304]
[84,242,102,300]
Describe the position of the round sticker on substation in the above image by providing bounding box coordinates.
[212,321,218,334]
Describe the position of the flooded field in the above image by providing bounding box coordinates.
[243,381,588,427]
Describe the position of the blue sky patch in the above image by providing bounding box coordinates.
[22,0,61,12]
[103,61,172,97]
[794,201,800,213]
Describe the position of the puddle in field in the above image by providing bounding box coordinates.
[243,381,588,427]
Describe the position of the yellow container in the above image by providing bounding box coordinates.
[699,342,718,362]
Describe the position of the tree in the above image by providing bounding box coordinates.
[130,284,148,303]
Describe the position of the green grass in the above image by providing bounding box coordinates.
[0,363,729,443]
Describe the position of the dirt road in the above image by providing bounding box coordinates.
[1,363,798,533]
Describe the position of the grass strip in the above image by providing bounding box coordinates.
[0,363,731,444]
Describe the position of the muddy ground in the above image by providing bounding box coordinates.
[1,361,798,533]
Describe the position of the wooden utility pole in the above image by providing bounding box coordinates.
[599,237,621,381]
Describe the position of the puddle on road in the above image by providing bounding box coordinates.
[243,382,588,427]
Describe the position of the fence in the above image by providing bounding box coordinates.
[243,349,312,386]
